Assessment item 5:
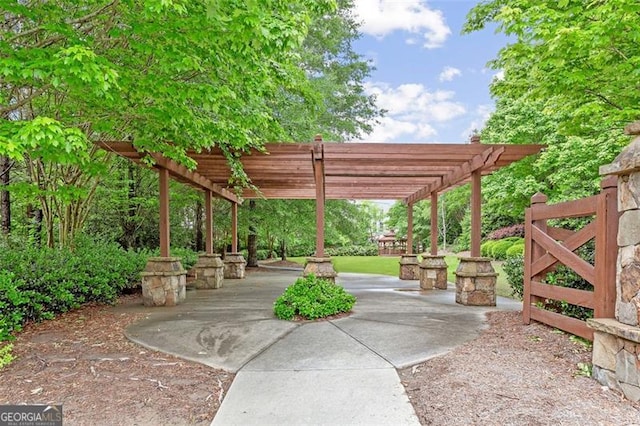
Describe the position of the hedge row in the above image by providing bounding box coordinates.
[0,239,153,341]
[325,245,378,257]
[480,237,524,260]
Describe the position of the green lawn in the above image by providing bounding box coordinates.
[289,255,514,299]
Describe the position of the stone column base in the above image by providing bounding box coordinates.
[303,257,337,283]
[194,253,224,289]
[455,257,497,306]
[140,257,186,307]
[588,318,640,402]
[224,253,246,279]
[419,255,448,290]
[399,254,419,280]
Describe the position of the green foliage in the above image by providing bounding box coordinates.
[273,274,356,320]
[170,247,198,271]
[464,0,640,134]
[481,240,498,257]
[0,238,149,341]
[325,245,378,257]
[503,255,525,299]
[502,243,596,320]
[0,343,14,369]
[481,237,523,260]
[575,362,593,378]
[491,239,515,260]
[505,242,525,257]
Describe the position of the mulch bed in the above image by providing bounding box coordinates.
[0,294,233,425]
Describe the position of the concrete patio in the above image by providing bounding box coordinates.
[120,268,520,425]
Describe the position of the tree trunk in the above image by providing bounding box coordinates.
[279,238,287,261]
[0,156,10,235]
[194,198,204,252]
[26,204,43,247]
[120,163,138,249]
[247,200,258,266]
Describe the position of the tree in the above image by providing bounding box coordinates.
[0,156,11,235]
[464,1,634,237]
[2,1,336,247]
[464,0,640,135]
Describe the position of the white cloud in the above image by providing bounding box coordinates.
[493,70,505,81]
[361,82,466,142]
[353,0,451,49]
[438,66,461,82]
[460,104,493,140]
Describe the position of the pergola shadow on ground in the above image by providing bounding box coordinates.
[100,136,542,307]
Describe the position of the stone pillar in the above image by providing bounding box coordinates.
[193,253,224,289]
[224,252,246,279]
[589,121,640,401]
[399,254,419,280]
[419,255,448,290]
[455,257,497,306]
[140,257,186,307]
[303,257,337,283]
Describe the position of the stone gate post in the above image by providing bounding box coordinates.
[588,121,640,401]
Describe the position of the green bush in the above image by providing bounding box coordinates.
[481,240,497,257]
[171,247,199,270]
[0,343,14,369]
[325,245,378,257]
[502,244,595,321]
[506,243,525,257]
[0,238,150,342]
[503,255,525,299]
[482,237,524,260]
[273,274,356,320]
[489,240,512,260]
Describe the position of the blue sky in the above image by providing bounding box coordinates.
[351,0,508,144]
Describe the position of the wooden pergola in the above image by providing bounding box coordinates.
[100,136,543,259]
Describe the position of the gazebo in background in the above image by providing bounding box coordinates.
[377,230,406,256]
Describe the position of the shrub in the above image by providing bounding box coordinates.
[506,243,525,257]
[502,243,595,321]
[0,238,150,342]
[491,238,524,260]
[503,255,525,299]
[0,343,14,369]
[487,224,525,240]
[171,247,199,270]
[325,245,378,257]
[481,240,497,257]
[273,274,356,320]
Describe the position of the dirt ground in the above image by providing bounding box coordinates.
[0,294,233,426]
[1,292,639,425]
[401,310,640,425]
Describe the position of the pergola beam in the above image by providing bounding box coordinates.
[149,154,240,204]
[405,146,506,204]
[100,141,542,202]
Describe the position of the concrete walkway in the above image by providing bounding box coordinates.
[122,269,520,425]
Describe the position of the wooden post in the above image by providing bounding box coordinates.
[470,135,482,257]
[524,192,548,324]
[407,203,414,255]
[231,201,238,253]
[204,189,213,254]
[158,167,170,258]
[313,135,325,258]
[594,176,618,318]
[430,192,438,255]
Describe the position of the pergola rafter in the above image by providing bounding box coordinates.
[98,139,543,260]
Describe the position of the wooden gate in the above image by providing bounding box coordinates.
[523,176,618,340]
